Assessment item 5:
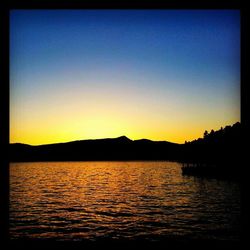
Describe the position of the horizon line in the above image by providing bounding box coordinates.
[9,121,241,147]
[10,135,182,147]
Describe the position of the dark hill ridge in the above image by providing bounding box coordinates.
[9,122,242,164]
[9,136,181,162]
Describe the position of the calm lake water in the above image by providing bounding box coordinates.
[10,161,240,241]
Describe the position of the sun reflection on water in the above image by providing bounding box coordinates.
[10,161,240,241]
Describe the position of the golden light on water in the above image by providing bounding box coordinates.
[10,161,241,240]
[10,162,197,229]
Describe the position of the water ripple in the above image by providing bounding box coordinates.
[10,161,240,241]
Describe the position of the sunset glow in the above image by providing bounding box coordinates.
[10,10,240,145]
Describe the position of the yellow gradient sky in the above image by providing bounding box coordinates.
[10,10,240,145]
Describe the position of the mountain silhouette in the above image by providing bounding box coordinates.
[9,122,242,180]
[9,136,181,162]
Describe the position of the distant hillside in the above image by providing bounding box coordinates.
[182,122,242,165]
[186,122,241,145]
[9,136,181,162]
[180,122,242,180]
[9,122,242,163]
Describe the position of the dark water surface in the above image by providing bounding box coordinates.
[10,161,240,241]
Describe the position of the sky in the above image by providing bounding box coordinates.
[10,10,240,145]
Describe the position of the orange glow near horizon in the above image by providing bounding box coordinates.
[10,77,240,145]
[10,80,240,145]
[10,94,240,145]
[10,10,240,146]
[10,82,240,145]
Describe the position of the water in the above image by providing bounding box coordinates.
[9,161,240,241]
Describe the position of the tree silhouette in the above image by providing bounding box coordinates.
[203,130,208,138]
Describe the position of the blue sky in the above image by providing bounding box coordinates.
[10,10,240,144]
